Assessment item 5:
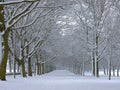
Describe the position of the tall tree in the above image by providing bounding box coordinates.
[0,0,40,80]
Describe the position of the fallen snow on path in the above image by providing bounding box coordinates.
[0,70,120,90]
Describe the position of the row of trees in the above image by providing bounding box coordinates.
[0,0,62,81]
[73,0,120,80]
[45,0,120,80]
[1,0,120,81]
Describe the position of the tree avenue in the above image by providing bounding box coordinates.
[0,0,120,81]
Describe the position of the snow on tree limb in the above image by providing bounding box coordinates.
[0,0,41,5]
[6,2,39,30]
[28,39,44,58]
[41,57,56,64]
[27,29,51,58]
[12,8,54,30]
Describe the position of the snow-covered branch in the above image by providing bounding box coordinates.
[40,57,56,64]
[28,39,44,58]
[12,8,54,30]
[0,0,41,5]
[6,2,39,29]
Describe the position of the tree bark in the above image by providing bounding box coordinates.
[21,57,26,77]
[117,66,119,77]
[28,57,32,76]
[0,29,10,80]
[92,51,95,76]
[108,59,111,80]
[26,45,32,76]
[112,66,115,76]
[95,35,99,77]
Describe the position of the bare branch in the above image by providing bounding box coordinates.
[0,0,41,5]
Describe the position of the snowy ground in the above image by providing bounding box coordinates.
[0,70,120,90]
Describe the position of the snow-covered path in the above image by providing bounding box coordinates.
[0,70,120,90]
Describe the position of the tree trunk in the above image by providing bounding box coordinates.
[21,57,26,77]
[82,61,85,76]
[11,30,16,78]
[96,61,99,77]
[21,48,26,77]
[112,66,115,76]
[26,45,32,76]
[0,29,10,80]
[103,67,106,75]
[108,59,111,80]
[117,66,119,77]
[34,63,36,76]
[0,2,5,66]
[28,57,32,76]
[9,57,12,73]
[95,35,99,77]
[92,51,95,76]
[13,57,16,78]
[37,63,40,75]
[17,64,20,73]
